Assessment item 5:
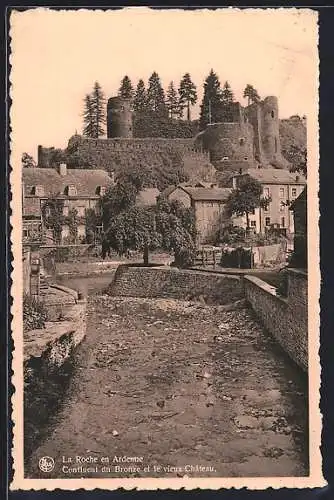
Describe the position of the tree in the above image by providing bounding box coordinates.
[101,181,138,228]
[179,73,197,121]
[91,81,107,138]
[225,177,271,230]
[243,84,261,106]
[221,81,234,104]
[286,144,307,178]
[199,69,222,130]
[105,206,161,265]
[133,79,147,113]
[82,94,95,138]
[82,82,106,138]
[166,81,181,119]
[119,75,134,100]
[41,195,65,244]
[146,71,167,116]
[22,153,36,168]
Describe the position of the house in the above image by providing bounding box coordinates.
[135,188,160,208]
[165,184,232,244]
[231,168,306,234]
[289,188,307,268]
[22,163,114,244]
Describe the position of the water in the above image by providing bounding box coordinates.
[56,273,115,297]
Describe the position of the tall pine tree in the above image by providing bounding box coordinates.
[133,79,147,113]
[178,73,197,121]
[119,75,134,100]
[82,94,95,138]
[166,81,181,119]
[146,71,167,116]
[221,81,234,104]
[199,69,222,130]
[243,84,261,105]
[91,81,106,138]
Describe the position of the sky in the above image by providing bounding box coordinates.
[10,7,319,160]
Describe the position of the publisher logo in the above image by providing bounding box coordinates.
[39,456,55,472]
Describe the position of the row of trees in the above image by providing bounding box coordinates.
[80,72,261,138]
[119,72,197,121]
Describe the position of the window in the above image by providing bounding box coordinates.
[271,110,275,118]
[265,217,271,226]
[249,208,255,215]
[279,187,285,198]
[281,217,286,228]
[77,206,85,217]
[244,156,248,160]
[66,185,77,196]
[279,201,285,212]
[292,188,297,197]
[251,221,256,227]
[263,187,270,198]
[239,138,245,146]
[63,206,69,216]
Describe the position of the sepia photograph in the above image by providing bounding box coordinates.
[9,6,323,490]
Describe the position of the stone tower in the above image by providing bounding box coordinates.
[107,97,133,138]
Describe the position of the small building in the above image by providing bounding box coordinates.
[289,188,307,268]
[135,188,160,208]
[231,168,306,234]
[22,163,114,244]
[165,184,232,244]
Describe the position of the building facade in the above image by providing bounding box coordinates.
[231,168,306,234]
[166,184,231,245]
[22,163,114,244]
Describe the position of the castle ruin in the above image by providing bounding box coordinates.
[37,94,290,187]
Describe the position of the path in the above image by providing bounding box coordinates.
[27,294,308,479]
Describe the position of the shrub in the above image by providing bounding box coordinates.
[174,245,196,269]
[23,294,48,332]
[276,269,289,297]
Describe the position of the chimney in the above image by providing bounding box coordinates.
[58,163,67,176]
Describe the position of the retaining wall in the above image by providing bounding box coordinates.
[244,269,308,371]
[24,298,87,460]
[108,265,244,304]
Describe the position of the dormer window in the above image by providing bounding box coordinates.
[96,186,106,196]
[33,185,44,196]
[65,185,77,196]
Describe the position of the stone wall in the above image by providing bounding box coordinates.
[108,265,244,304]
[244,268,308,371]
[24,297,87,460]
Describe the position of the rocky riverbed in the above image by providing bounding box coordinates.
[26,294,308,478]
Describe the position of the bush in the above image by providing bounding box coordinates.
[174,245,196,269]
[23,294,48,332]
[276,269,289,297]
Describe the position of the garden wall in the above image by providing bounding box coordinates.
[108,265,244,304]
[244,269,308,372]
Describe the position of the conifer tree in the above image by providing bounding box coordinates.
[82,94,95,138]
[243,84,261,105]
[91,81,106,138]
[166,81,181,119]
[178,73,197,121]
[119,75,134,100]
[221,81,234,104]
[133,79,147,113]
[146,71,167,116]
[199,69,222,130]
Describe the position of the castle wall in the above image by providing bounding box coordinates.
[195,122,254,165]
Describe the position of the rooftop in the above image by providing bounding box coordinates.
[181,186,232,202]
[239,168,306,185]
[135,188,160,207]
[23,167,114,198]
